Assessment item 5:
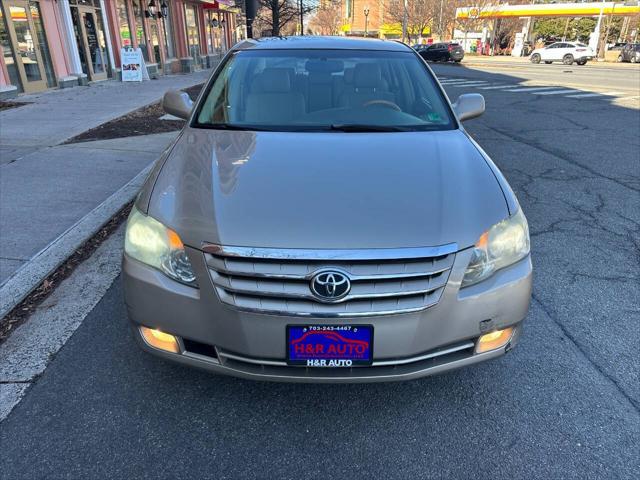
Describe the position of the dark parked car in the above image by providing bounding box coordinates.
[617,44,640,63]
[417,42,464,63]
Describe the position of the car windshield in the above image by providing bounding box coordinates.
[194,49,456,132]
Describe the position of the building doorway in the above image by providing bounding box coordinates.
[0,0,53,93]
[70,2,109,81]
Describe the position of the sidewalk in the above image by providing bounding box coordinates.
[0,71,209,312]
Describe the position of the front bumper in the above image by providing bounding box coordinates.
[123,248,532,383]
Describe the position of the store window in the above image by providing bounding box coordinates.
[131,0,149,61]
[29,1,55,87]
[0,6,23,92]
[159,1,174,58]
[148,16,161,66]
[184,4,200,64]
[0,0,54,92]
[116,0,132,47]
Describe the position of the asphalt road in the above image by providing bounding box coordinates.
[459,58,640,93]
[1,65,639,479]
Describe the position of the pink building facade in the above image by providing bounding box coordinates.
[0,0,241,98]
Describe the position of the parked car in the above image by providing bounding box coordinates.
[417,42,465,62]
[530,42,594,65]
[609,42,628,51]
[124,36,532,383]
[617,43,640,63]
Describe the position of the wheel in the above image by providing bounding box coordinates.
[617,54,623,62]
[531,54,541,64]
[576,60,587,66]
[631,56,638,64]
[563,54,574,65]
[544,61,552,64]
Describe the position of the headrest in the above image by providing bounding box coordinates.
[252,68,292,93]
[343,68,355,84]
[354,63,382,89]
[305,60,343,74]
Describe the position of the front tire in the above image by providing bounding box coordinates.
[531,54,541,64]
[544,61,552,64]
[631,56,638,64]
[617,54,623,62]
[576,60,587,66]
[563,54,574,65]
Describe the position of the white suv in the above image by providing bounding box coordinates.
[530,42,594,65]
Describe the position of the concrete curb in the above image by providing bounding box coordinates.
[0,164,152,320]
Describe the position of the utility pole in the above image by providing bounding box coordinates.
[300,0,304,35]
[438,0,444,40]
[402,0,408,43]
[245,0,257,38]
[364,7,370,37]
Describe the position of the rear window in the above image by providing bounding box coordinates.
[194,49,456,132]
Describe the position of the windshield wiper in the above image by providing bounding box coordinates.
[329,124,411,132]
[196,123,271,131]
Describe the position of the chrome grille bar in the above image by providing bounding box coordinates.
[204,244,457,317]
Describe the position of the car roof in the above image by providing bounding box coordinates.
[232,36,412,52]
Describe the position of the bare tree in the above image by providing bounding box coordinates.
[256,0,315,36]
[308,0,342,35]
[385,0,439,44]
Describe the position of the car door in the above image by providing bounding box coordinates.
[422,45,437,61]
[540,43,556,60]
[558,43,574,59]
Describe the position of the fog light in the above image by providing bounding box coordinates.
[140,326,180,353]
[476,327,514,354]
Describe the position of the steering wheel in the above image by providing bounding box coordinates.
[362,99,402,111]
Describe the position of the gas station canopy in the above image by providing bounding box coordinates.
[456,2,640,20]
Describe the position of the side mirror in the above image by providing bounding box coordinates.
[162,89,193,120]
[452,93,485,122]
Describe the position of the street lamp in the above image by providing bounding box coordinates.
[160,1,168,18]
[363,7,370,38]
[146,0,157,18]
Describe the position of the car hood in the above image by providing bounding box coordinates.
[148,127,509,250]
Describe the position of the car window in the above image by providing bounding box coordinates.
[194,49,456,132]
[546,43,558,49]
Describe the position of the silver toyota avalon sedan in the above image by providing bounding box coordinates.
[123,36,532,382]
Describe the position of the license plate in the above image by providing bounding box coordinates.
[287,325,373,367]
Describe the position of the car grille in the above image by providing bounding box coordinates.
[202,244,457,317]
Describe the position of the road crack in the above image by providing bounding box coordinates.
[533,294,640,413]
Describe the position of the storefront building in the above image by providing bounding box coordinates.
[0,0,76,96]
[0,0,240,98]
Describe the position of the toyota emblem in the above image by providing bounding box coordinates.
[310,270,351,301]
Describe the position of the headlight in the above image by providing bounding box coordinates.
[461,208,530,288]
[124,207,198,286]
